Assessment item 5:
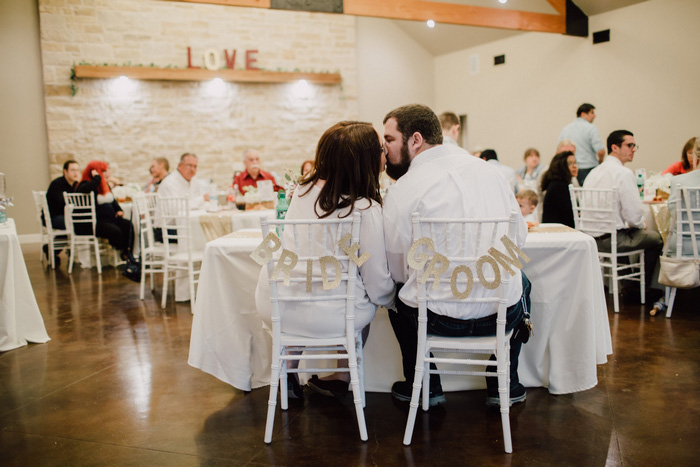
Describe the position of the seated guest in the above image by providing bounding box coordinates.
[556,138,577,154]
[383,104,530,407]
[439,111,461,146]
[556,139,579,186]
[300,159,314,177]
[662,137,698,176]
[516,148,546,192]
[516,189,539,224]
[144,157,170,192]
[540,151,576,228]
[255,121,395,399]
[157,153,207,209]
[584,130,663,299]
[666,137,700,256]
[76,161,135,263]
[480,149,519,194]
[46,160,80,230]
[44,159,81,265]
[515,148,546,191]
[232,149,281,192]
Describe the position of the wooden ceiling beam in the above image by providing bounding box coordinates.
[167,0,567,34]
[546,0,567,16]
[344,0,565,34]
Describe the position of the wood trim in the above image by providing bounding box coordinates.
[546,0,567,16]
[168,0,566,34]
[168,0,270,7]
[344,0,565,33]
[73,65,341,84]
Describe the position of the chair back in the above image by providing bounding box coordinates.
[157,196,192,255]
[569,185,620,251]
[144,192,159,220]
[671,185,700,259]
[410,211,521,343]
[260,212,361,341]
[32,190,48,234]
[133,193,158,250]
[63,192,97,236]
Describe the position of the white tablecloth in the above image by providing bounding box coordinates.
[174,209,275,302]
[189,225,612,394]
[0,219,51,352]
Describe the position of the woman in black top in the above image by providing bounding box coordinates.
[540,151,577,228]
[76,160,134,261]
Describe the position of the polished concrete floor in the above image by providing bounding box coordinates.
[2,244,700,466]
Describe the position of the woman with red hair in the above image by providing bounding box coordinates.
[76,160,135,270]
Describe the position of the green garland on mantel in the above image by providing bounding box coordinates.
[68,61,340,96]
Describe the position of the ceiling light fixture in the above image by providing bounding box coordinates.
[427,19,435,28]
[499,0,508,4]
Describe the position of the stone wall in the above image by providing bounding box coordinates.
[39,0,358,190]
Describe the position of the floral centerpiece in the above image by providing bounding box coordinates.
[644,172,672,200]
[243,186,274,210]
[112,183,142,203]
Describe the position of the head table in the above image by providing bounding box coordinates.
[0,219,50,352]
[188,224,612,395]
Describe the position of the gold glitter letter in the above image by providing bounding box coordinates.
[488,235,530,275]
[451,265,474,299]
[319,256,342,290]
[408,237,435,270]
[272,249,298,286]
[250,232,281,265]
[306,258,313,293]
[420,252,450,290]
[338,233,370,267]
[476,255,501,290]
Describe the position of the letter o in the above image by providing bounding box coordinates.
[203,48,221,70]
[476,255,501,290]
[451,265,474,299]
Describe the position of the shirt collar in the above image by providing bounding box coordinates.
[604,155,622,166]
[409,144,452,171]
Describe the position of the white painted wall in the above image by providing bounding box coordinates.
[0,0,50,235]
[356,17,435,135]
[434,0,700,173]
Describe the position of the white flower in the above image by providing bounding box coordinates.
[644,173,672,194]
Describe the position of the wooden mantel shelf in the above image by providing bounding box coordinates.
[73,65,341,84]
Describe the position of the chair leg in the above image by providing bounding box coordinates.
[161,263,169,309]
[498,349,513,454]
[264,359,282,444]
[666,287,677,318]
[68,240,75,274]
[280,358,289,411]
[49,238,56,269]
[139,258,146,300]
[356,335,366,408]
[188,261,196,310]
[149,264,155,291]
[347,351,368,442]
[94,239,102,274]
[611,258,620,313]
[403,349,426,445]
[639,252,645,304]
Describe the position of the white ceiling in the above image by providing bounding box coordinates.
[393,0,650,56]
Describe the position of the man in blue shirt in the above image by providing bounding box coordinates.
[558,103,605,185]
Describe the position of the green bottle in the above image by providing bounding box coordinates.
[276,190,289,236]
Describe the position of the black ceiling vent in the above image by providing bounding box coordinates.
[566,0,588,37]
[593,29,611,44]
[494,55,505,66]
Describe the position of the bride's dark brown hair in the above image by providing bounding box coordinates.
[298,121,383,218]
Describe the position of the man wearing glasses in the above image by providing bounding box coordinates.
[157,152,208,210]
[583,130,664,301]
